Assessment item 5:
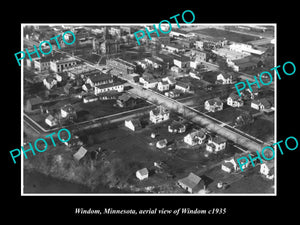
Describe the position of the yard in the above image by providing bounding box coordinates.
[193,28,260,43]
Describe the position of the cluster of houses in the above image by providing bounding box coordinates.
[44,104,77,127]
[221,153,274,180]
[125,105,227,154]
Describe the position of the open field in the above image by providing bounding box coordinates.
[193,28,260,43]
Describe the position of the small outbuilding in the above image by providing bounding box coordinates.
[136,168,149,181]
[73,146,88,161]
[125,119,142,131]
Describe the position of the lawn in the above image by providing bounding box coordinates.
[193,28,260,43]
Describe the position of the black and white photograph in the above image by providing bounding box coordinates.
[21,23,276,195]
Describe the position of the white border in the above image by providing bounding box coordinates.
[21,23,277,196]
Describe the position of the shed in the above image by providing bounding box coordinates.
[73,146,88,161]
[177,172,204,193]
[136,168,149,180]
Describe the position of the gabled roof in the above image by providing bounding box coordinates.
[137,168,148,176]
[228,92,242,101]
[176,81,190,89]
[73,146,88,161]
[259,98,271,108]
[126,118,142,128]
[211,135,226,144]
[206,97,223,106]
[187,129,206,139]
[178,172,201,190]
[28,96,43,105]
[88,74,113,83]
[151,105,169,116]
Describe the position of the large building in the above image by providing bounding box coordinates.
[106,58,136,75]
[50,58,77,73]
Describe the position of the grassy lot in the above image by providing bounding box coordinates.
[239,117,274,142]
[193,28,260,43]
[206,166,274,194]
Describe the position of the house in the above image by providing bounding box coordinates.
[25,96,43,111]
[43,76,57,90]
[177,172,205,193]
[60,104,76,119]
[190,49,207,62]
[170,66,181,73]
[117,93,137,108]
[161,76,176,86]
[165,89,181,98]
[83,94,98,103]
[156,139,168,149]
[189,70,203,80]
[62,134,82,147]
[55,72,68,82]
[251,98,272,111]
[204,97,223,112]
[168,121,186,133]
[221,153,250,173]
[206,135,227,153]
[144,57,163,69]
[149,105,170,124]
[184,129,206,146]
[259,98,272,111]
[45,114,58,127]
[124,119,142,131]
[82,83,92,92]
[234,112,253,127]
[157,81,170,92]
[73,146,88,161]
[227,93,244,107]
[251,100,261,110]
[175,81,191,93]
[230,56,261,72]
[246,86,259,99]
[136,168,149,180]
[260,161,274,180]
[173,54,190,69]
[216,73,233,84]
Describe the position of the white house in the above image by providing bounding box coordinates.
[177,172,204,193]
[60,104,76,119]
[136,168,149,180]
[260,161,274,180]
[124,119,142,131]
[216,73,233,84]
[204,97,223,112]
[175,82,191,93]
[221,154,249,173]
[43,77,57,90]
[157,81,170,92]
[184,129,206,146]
[45,114,58,127]
[83,95,98,103]
[149,105,170,124]
[251,98,271,111]
[170,66,181,73]
[162,76,176,86]
[168,121,186,133]
[227,93,244,107]
[206,136,227,153]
